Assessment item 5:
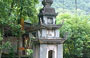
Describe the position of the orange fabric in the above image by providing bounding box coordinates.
[19,47,25,50]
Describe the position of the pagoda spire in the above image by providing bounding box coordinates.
[42,0,53,7]
[39,0,57,17]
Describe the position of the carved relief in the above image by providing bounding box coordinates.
[47,30,54,38]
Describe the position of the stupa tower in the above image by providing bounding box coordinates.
[33,0,66,58]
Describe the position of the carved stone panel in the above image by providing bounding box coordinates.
[47,17,53,24]
[47,30,55,38]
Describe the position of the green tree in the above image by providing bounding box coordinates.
[0,0,39,57]
[56,13,90,58]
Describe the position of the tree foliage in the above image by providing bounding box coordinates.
[0,0,39,57]
[39,0,90,15]
[57,13,90,58]
[52,0,90,14]
[0,0,39,36]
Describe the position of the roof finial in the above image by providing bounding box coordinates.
[38,0,57,16]
[42,0,53,7]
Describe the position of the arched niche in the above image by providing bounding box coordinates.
[48,50,55,58]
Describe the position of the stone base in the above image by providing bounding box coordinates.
[33,44,63,58]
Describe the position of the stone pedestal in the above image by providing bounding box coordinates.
[33,44,63,58]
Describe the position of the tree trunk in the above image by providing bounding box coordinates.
[0,50,2,58]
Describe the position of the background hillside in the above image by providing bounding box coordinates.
[39,0,90,14]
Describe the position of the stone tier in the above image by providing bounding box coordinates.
[39,7,57,16]
[41,24,62,29]
[39,0,57,16]
[24,23,63,32]
[32,38,66,44]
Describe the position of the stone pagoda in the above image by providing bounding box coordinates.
[31,0,66,58]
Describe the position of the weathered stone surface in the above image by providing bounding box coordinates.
[42,0,53,6]
[39,0,57,16]
[57,44,63,58]
[39,7,57,16]
[40,44,47,58]
[32,39,65,44]
[24,24,63,32]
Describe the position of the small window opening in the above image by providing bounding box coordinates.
[48,50,54,58]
